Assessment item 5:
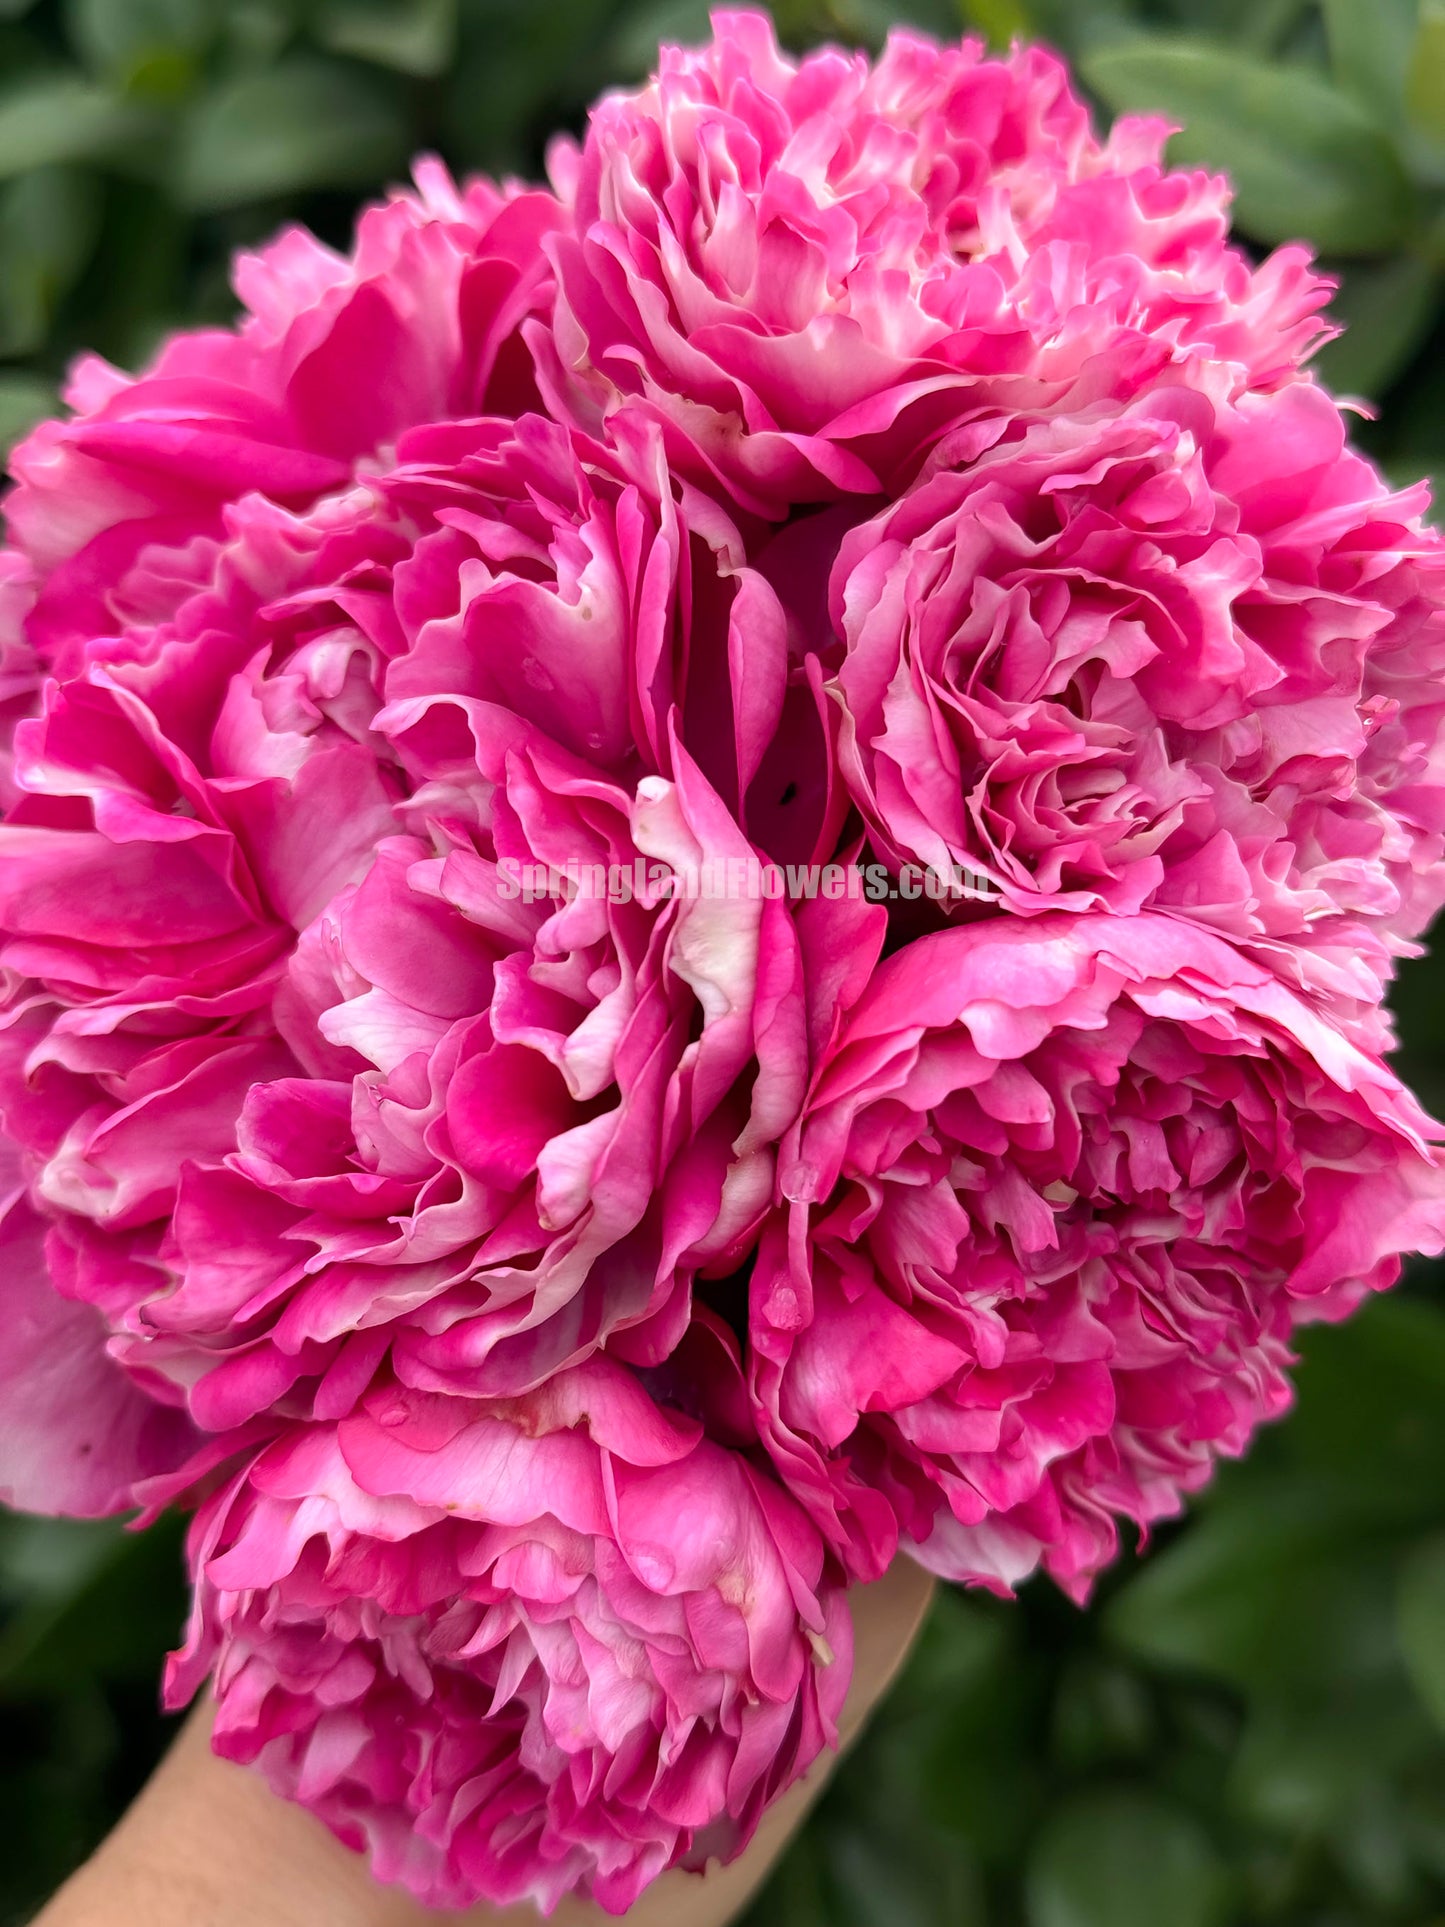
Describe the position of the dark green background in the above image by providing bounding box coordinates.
[3,1,1445,1921]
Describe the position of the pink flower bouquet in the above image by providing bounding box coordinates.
[3,8,1445,1913]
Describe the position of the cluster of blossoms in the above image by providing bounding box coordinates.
[3,9,1445,1913]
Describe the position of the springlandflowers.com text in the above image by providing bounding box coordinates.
[494,857,999,904]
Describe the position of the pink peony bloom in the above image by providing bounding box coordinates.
[0,401,817,1437]
[0,1151,194,1515]
[113,711,806,1429]
[749,905,1445,1597]
[539,10,1328,516]
[377,408,841,863]
[0,485,409,1411]
[5,163,561,671]
[1,10,1444,1911]
[164,1356,851,1914]
[0,549,37,808]
[0,172,575,1393]
[825,373,1445,1029]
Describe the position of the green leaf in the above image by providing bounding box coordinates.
[1051,1657,1155,1771]
[1235,0,1313,56]
[64,0,213,89]
[0,1515,121,1612]
[177,56,406,210]
[0,371,56,452]
[1082,37,1415,255]
[444,0,618,172]
[0,1517,186,1693]
[1335,1783,1426,1912]
[0,166,101,357]
[1024,1788,1230,1927]
[1315,255,1441,403]
[317,0,457,78]
[0,74,153,179]
[1408,0,1445,142]
[1105,1487,1398,1696]
[1228,1684,1433,1832]
[609,0,714,75]
[1397,1532,1445,1730]
[1283,1295,1445,1515]
[1021,0,1133,52]
[219,0,292,65]
[886,1586,1013,1716]
[822,1816,987,1927]
[1323,0,1419,122]
[846,0,966,43]
[907,1669,1046,1864]
[958,0,1033,47]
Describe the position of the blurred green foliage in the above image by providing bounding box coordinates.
[3,0,1445,1922]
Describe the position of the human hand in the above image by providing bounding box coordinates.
[35,1557,935,1927]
